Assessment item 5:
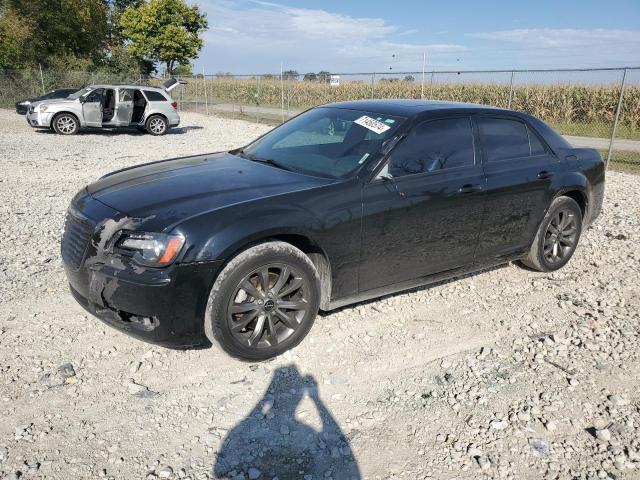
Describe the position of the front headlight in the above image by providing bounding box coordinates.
[116,232,185,267]
[38,104,50,112]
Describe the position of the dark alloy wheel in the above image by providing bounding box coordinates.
[205,242,320,360]
[523,196,583,272]
[228,263,310,348]
[542,208,579,265]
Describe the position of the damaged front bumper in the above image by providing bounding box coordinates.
[66,261,221,348]
[62,191,222,349]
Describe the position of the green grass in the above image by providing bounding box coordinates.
[599,149,640,174]
[539,121,640,141]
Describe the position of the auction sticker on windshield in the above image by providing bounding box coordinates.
[354,115,391,134]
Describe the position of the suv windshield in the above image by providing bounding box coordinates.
[67,87,92,100]
[239,107,406,178]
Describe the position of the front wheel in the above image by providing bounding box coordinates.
[52,113,79,135]
[523,196,583,272]
[205,242,320,360]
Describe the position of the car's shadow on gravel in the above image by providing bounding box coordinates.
[212,365,361,479]
[34,126,204,136]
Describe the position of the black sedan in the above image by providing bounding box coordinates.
[62,100,605,360]
[15,88,78,114]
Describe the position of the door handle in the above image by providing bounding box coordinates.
[458,184,481,194]
[537,170,555,179]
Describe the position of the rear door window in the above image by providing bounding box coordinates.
[118,89,134,102]
[529,129,547,156]
[477,118,530,162]
[387,117,475,177]
[477,117,547,162]
[143,90,167,101]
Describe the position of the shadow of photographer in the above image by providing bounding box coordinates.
[213,365,360,479]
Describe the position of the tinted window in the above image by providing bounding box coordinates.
[477,118,531,162]
[52,90,74,99]
[84,88,104,103]
[529,128,547,156]
[388,117,474,177]
[144,90,167,101]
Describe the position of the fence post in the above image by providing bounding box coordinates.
[280,63,285,123]
[370,72,375,98]
[421,51,426,99]
[429,71,434,98]
[606,68,628,170]
[256,75,261,123]
[507,70,515,109]
[203,71,209,116]
[39,64,45,94]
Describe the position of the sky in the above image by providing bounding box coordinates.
[194,0,640,75]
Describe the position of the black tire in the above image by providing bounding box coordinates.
[145,114,168,135]
[205,242,320,361]
[523,196,583,272]
[52,113,79,135]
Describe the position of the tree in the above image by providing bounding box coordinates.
[1,0,109,69]
[0,5,34,69]
[317,70,331,83]
[404,75,415,82]
[118,0,207,75]
[303,72,317,82]
[282,70,299,80]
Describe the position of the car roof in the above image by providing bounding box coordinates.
[89,84,166,92]
[320,99,507,117]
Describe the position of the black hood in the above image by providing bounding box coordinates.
[87,152,336,231]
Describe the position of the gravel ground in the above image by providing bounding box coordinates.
[0,108,639,480]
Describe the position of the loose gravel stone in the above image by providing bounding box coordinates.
[0,109,638,479]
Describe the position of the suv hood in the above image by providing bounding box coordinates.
[34,98,77,107]
[87,152,336,230]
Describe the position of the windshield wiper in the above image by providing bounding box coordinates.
[234,149,296,172]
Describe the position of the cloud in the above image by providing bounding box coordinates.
[197,0,466,72]
[468,28,640,48]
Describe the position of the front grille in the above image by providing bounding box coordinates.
[61,211,94,270]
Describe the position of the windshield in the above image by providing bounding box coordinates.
[240,107,406,178]
[67,87,92,100]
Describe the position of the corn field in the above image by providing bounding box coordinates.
[177,77,640,133]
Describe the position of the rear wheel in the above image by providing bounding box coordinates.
[145,114,168,135]
[523,196,582,272]
[205,242,320,360]
[52,113,79,135]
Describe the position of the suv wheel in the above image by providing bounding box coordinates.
[52,113,79,135]
[145,115,168,135]
[523,196,583,272]
[205,242,320,361]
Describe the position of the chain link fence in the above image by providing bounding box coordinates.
[1,67,638,173]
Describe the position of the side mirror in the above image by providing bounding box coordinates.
[380,171,405,198]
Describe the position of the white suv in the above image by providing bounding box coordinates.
[26,78,182,135]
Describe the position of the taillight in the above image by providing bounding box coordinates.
[171,101,177,109]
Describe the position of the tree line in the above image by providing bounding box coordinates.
[0,0,208,75]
